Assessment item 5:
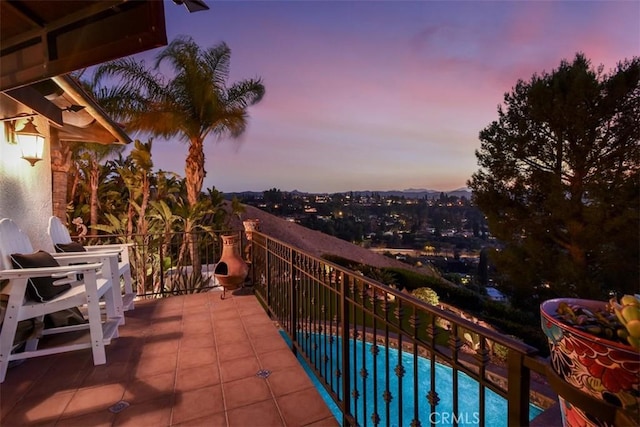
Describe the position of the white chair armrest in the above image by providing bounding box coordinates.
[84,243,133,252]
[52,251,120,262]
[0,263,103,279]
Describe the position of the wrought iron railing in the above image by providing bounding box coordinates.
[84,229,552,426]
[248,231,551,427]
[78,230,242,297]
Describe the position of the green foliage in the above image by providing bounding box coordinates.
[469,53,640,300]
[383,267,548,352]
[93,36,265,209]
[231,196,246,219]
[165,269,212,295]
[91,213,128,241]
[462,330,480,351]
[67,126,229,296]
[412,287,439,306]
[385,267,457,293]
[492,342,509,360]
[321,254,399,286]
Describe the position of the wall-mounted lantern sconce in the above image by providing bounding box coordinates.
[15,118,45,166]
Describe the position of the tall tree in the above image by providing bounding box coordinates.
[73,142,125,230]
[468,54,639,300]
[93,36,265,208]
[94,36,264,272]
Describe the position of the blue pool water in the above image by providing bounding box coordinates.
[280,331,542,426]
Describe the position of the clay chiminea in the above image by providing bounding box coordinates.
[214,234,248,298]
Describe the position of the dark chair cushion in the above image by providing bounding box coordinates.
[10,251,71,302]
[53,242,88,281]
[54,242,86,253]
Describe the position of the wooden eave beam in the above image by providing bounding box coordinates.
[0,0,167,92]
[52,75,131,145]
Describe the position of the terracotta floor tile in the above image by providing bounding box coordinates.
[182,294,210,309]
[25,349,94,396]
[222,376,272,411]
[267,369,316,397]
[246,323,282,340]
[2,356,54,387]
[1,362,45,418]
[182,312,211,325]
[257,348,300,372]
[1,395,21,421]
[175,364,220,392]
[151,310,184,320]
[214,326,250,345]
[219,355,261,383]
[133,352,178,378]
[170,385,224,425]
[80,362,132,388]
[277,387,334,426]
[56,408,115,426]
[251,335,288,355]
[22,362,88,398]
[303,416,340,427]
[63,383,126,419]
[104,340,138,364]
[112,395,173,427]
[1,390,74,426]
[182,319,214,337]
[147,320,183,336]
[238,303,269,324]
[216,341,254,362]
[178,346,217,370]
[179,333,216,349]
[140,334,182,356]
[1,294,337,427]
[181,321,214,335]
[211,307,240,322]
[242,313,274,328]
[123,371,176,404]
[214,319,244,334]
[171,411,227,427]
[118,319,151,332]
[226,399,284,427]
[155,303,184,315]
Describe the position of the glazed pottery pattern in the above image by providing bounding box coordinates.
[541,298,640,427]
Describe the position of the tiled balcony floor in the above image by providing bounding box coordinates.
[0,289,339,427]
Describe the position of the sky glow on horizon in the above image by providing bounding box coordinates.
[122,1,640,194]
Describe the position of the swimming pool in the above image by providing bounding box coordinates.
[280,331,542,426]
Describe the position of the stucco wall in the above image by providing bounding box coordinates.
[0,116,55,253]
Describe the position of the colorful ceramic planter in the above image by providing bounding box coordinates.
[541,298,640,426]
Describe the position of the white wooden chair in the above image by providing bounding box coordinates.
[47,216,135,311]
[0,218,122,382]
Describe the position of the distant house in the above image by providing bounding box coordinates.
[486,287,508,302]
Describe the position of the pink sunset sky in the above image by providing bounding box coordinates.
[121,1,639,194]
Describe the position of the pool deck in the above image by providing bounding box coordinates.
[0,290,339,426]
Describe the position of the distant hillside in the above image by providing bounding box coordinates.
[353,189,472,200]
[223,202,440,278]
[226,188,472,200]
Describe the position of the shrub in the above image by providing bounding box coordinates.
[321,255,547,353]
[412,287,439,306]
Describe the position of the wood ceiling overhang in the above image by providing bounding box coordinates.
[0,0,167,92]
[0,0,170,145]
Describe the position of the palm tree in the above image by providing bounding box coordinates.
[93,36,265,208]
[72,142,125,230]
[94,36,264,274]
[116,139,154,236]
